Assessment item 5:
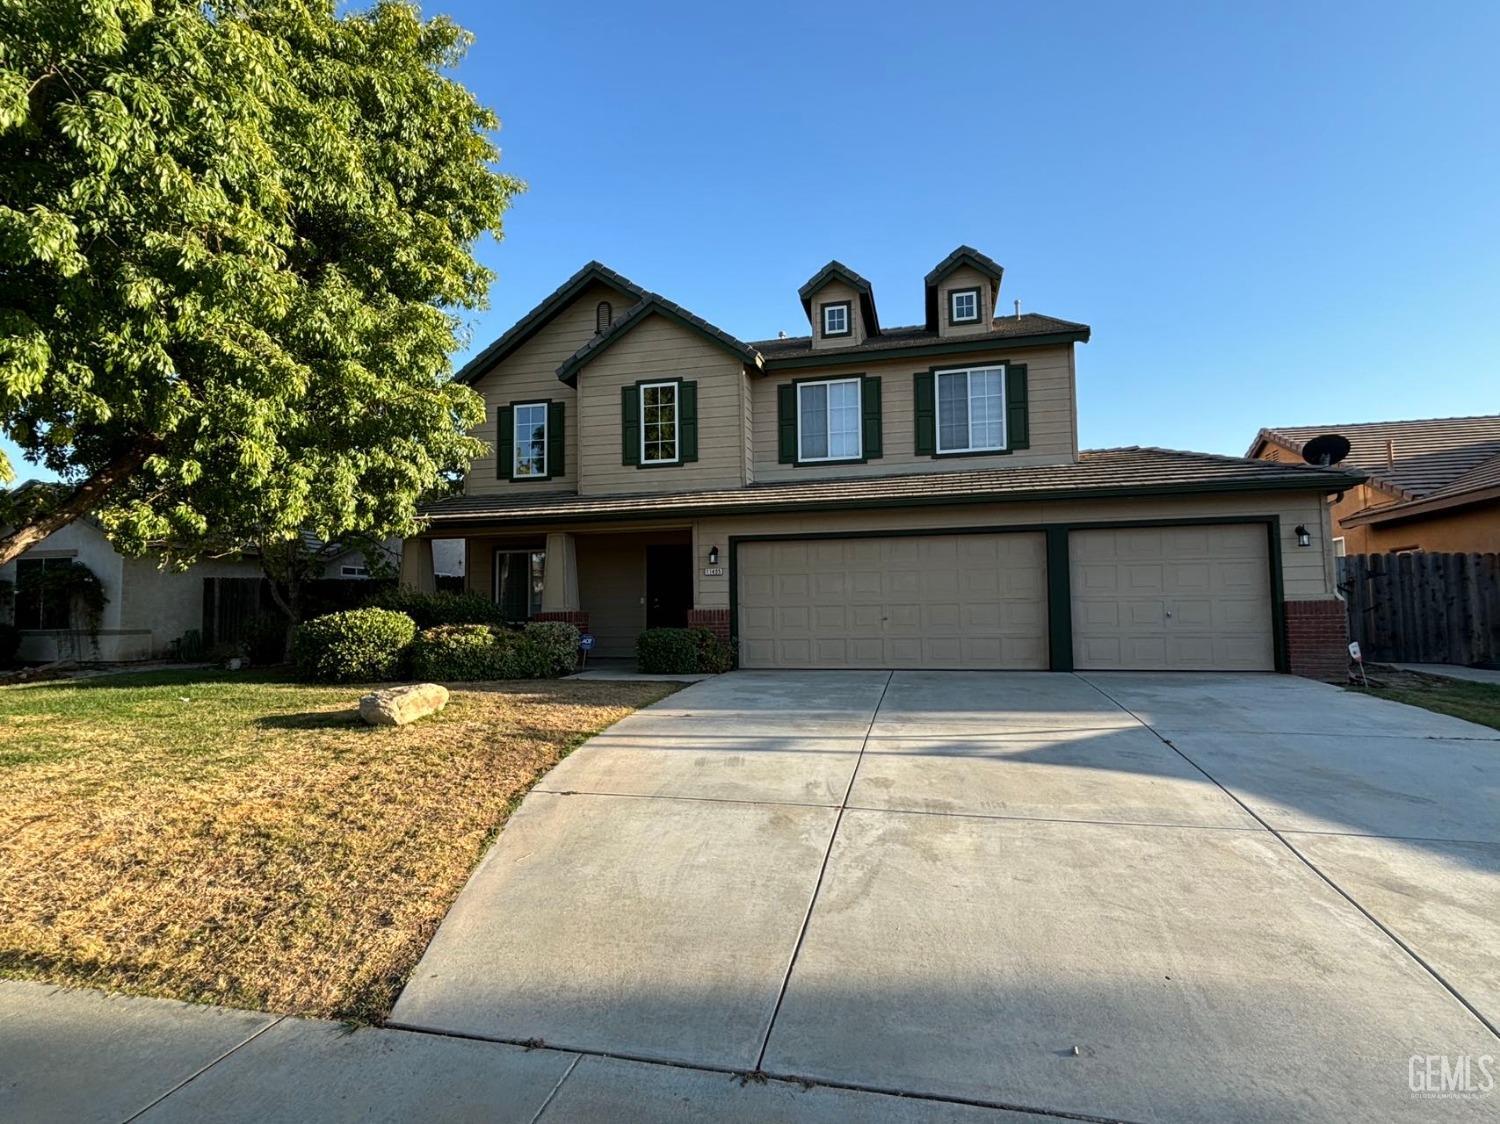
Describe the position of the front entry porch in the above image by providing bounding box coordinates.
[404,528,702,660]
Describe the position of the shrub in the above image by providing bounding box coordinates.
[637,627,733,674]
[292,608,416,683]
[247,616,290,665]
[409,621,580,681]
[369,586,510,628]
[0,622,20,669]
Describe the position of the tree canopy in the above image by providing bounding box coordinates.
[0,0,520,565]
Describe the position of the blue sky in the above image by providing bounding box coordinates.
[10,1,1499,481]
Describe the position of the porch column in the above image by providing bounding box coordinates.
[541,532,580,612]
[399,536,436,593]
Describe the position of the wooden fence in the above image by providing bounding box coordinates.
[1339,552,1500,666]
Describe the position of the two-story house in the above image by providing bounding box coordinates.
[404,247,1363,679]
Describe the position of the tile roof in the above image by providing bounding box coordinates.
[1250,414,1500,500]
[420,447,1361,527]
[924,245,1005,287]
[751,315,1091,364]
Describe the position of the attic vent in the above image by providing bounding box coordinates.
[596,301,613,333]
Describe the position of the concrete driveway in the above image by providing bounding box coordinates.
[391,671,1500,1123]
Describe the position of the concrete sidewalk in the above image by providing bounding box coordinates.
[0,979,1039,1123]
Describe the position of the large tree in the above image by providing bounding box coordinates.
[0,0,518,566]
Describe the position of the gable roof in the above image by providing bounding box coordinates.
[555,293,763,385]
[420,446,1361,528]
[924,245,1004,329]
[452,261,646,386]
[1249,414,1500,501]
[797,260,880,335]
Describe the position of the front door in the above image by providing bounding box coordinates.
[645,544,693,630]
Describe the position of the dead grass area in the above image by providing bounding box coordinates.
[0,670,677,1022]
[1348,666,1500,732]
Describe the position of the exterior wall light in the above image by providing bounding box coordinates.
[1294,525,1311,548]
[708,545,720,565]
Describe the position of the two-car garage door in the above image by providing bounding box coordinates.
[735,525,1275,671]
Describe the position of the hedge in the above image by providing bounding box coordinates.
[292,608,416,683]
[368,587,511,628]
[636,627,733,674]
[409,621,580,681]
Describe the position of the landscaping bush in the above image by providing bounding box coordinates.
[408,621,580,681]
[0,622,20,668]
[247,616,291,665]
[292,608,416,683]
[369,586,510,628]
[636,627,734,674]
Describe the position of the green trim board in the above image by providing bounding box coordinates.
[761,329,1089,370]
[725,515,1291,673]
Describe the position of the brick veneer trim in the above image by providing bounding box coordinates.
[1284,599,1348,682]
[686,608,731,645]
[533,611,590,631]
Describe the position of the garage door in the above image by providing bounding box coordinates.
[737,533,1047,669]
[1070,525,1274,671]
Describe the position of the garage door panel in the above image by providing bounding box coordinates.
[737,534,1048,670]
[1071,526,1273,672]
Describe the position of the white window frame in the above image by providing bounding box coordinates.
[639,380,680,465]
[512,401,549,479]
[821,302,849,337]
[340,565,370,578]
[796,377,863,463]
[934,364,1007,454]
[1333,537,1347,558]
[949,288,980,324]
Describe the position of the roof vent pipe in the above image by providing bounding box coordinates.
[1014,299,1021,319]
[1387,438,1395,468]
[777,330,787,339]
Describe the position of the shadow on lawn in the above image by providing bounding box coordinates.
[255,709,364,731]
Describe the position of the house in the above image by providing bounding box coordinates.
[404,248,1363,679]
[0,510,263,662]
[1247,415,1500,555]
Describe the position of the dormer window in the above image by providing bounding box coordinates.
[820,301,851,338]
[949,287,980,325]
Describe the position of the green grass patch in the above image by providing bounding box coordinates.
[1348,668,1500,732]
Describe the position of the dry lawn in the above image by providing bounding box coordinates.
[1349,666,1500,732]
[0,670,677,1022]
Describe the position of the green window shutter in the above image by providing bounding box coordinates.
[679,380,698,462]
[497,405,514,479]
[547,400,565,477]
[913,372,936,456]
[861,375,882,459]
[1006,364,1029,450]
[777,383,797,463]
[621,385,640,466]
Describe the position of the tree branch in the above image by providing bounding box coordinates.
[0,444,156,567]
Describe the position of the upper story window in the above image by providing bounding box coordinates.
[640,381,679,464]
[513,401,549,477]
[820,301,851,338]
[936,365,1006,453]
[14,557,74,630]
[596,301,613,333]
[949,287,980,324]
[798,378,862,462]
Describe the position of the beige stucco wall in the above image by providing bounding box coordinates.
[935,263,996,337]
[465,280,633,497]
[750,343,1077,484]
[576,314,748,495]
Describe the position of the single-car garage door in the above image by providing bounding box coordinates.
[1070,524,1274,671]
[737,534,1048,669]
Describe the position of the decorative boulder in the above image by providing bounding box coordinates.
[359,683,449,727]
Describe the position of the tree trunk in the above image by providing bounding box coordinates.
[0,445,155,566]
[264,565,302,662]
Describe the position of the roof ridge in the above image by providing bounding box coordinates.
[1264,412,1500,433]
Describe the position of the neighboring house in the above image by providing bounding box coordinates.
[0,512,263,663]
[404,248,1363,678]
[1247,415,1500,555]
